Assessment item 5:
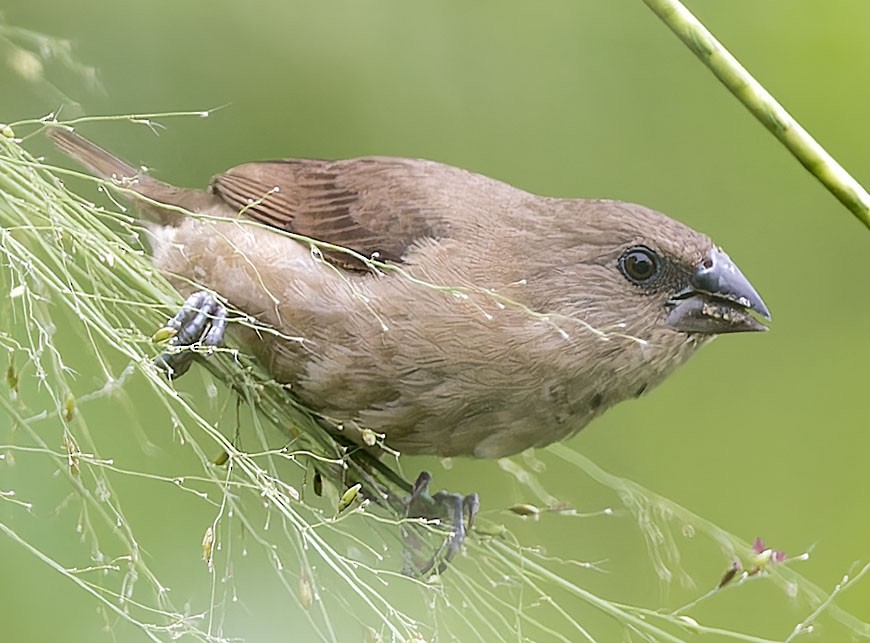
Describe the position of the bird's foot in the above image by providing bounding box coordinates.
[402,471,479,576]
[153,291,227,378]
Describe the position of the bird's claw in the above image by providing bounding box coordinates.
[153,291,227,378]
[402,471,479,576]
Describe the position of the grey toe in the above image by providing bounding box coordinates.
[154,291,227,378]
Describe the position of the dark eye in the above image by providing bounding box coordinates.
[619,246,660,285]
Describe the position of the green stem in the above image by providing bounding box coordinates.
[642,0,870,230]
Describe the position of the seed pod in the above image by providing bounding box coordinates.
[338,483,362,513]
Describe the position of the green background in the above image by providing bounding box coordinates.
[1,1,868,641]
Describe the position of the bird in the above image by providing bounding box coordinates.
[49,127,770,460]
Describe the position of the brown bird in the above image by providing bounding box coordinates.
[49,127,770,460]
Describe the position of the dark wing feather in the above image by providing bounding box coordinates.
[209,158,446,269]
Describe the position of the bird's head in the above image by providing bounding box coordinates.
[610,204,769,339]
[512,198,772,410]
[532,199,770,349]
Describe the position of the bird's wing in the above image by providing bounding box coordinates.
[209,157,454,270]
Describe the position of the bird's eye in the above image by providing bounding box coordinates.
[619,246,660,285]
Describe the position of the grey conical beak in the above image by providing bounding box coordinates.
[666,247,771,334]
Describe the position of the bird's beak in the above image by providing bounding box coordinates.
[666,248,771,334]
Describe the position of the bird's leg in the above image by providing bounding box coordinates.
[153,291,228,378]
[402,471,480,576]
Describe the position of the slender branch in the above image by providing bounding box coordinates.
[641,0,870,230]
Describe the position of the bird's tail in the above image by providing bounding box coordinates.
[48,127,140,181]
[48,127,195,226]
